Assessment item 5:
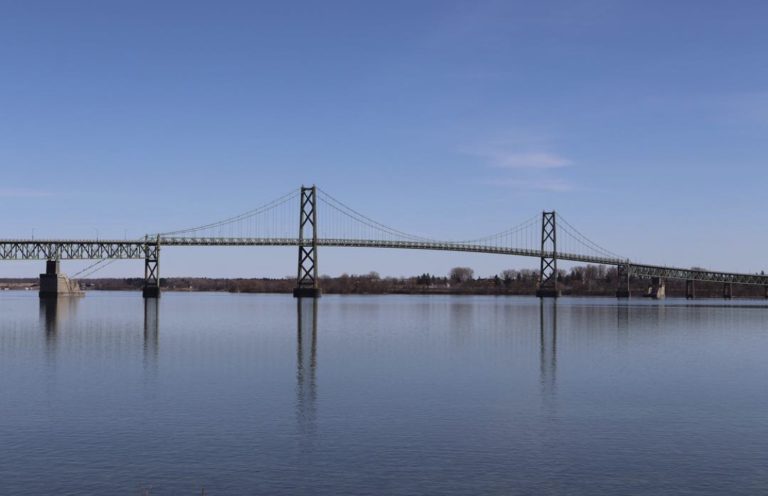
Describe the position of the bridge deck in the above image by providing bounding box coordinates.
[0,238,765,286]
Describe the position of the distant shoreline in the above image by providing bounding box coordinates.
[2,274,767,299]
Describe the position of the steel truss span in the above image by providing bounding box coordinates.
[627,264,768,286]
[0,241,146,260]
[1,237,767,287]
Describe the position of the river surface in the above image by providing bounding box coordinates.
[0,291,767,495]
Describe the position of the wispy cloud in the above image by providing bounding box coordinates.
[0,188,53,198]
[464,132,573,169]
[488,151,572,169]
[464,135,576,192]
[484,177,576,192]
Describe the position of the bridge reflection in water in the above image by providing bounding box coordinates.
[296,298,318,439]
[539,299,557,396]
[38,295,160,368]
[39,296,80,345]
[143,298,159,370]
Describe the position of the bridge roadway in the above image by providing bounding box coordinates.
[1,237,767,287]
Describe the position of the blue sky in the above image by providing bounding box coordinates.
[2,1,767,278]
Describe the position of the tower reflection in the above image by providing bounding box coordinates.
[39,296,80,343]
[539,298,557,394]
[617,302,629,333]
[143,297,159,369]
[296,298,318,438]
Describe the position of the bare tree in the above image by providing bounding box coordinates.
[501,269,518,281]
[450,267,474,283]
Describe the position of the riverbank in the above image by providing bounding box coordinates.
[3,274,767,299]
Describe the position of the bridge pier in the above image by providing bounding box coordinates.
[536,211,560,298]
[686,280,695,300]
[293,287,321,298]
[39,260,83,298]
[616,264,631,298]
[646,277,665,299]
[142,236,161,298]
[723,282,733,300]
[294,186,321,298]
[536,288,561,298]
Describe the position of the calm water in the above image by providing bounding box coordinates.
[1,291,767,495]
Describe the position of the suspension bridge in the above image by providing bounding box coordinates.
[2,186,767,299]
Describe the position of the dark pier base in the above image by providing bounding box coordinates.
[686,280,695,300]
[142,286,161,298]
[644,277,666,300]
[293,287,322,298]
[616,289,631,298]
[39,260,84,298]
[536,288,561,298]
[723,282,733,300]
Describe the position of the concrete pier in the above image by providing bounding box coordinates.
[293,287,322,298]
[536,288,561,298]
[39,260,83,298]
[645,277,665,300]
[142,285,161,298]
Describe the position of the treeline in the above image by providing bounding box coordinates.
[3,265,764,298]
[71,264,767,298]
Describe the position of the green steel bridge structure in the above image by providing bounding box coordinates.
[3,186,766,299]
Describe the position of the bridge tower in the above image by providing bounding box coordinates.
[616,264,631,298]
[142,235,161,298]
[536,211,561,298]
[686,280,695,299]
[723,282,733,299]
[293,186,321,298]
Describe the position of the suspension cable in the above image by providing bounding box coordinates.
[156,189,299,237]
[318,187,436,242]
[556,213,624,260]
[71,258,118,279]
